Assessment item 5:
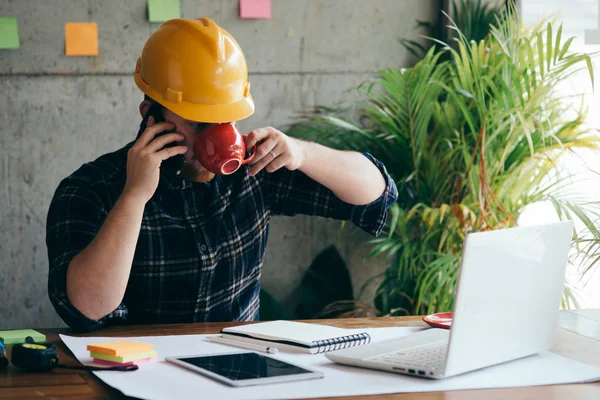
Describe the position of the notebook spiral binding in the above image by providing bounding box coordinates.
[314,332,372,354]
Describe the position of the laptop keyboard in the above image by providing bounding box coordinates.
[368,341,448,372]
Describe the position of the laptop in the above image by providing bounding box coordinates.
[326,221,574,379]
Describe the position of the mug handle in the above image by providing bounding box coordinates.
[241,145,257,165]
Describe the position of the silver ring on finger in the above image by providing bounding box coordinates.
[269,150,278,159]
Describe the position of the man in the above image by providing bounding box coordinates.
[46,18,398,332]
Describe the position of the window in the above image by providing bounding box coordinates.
[519,0,600,307]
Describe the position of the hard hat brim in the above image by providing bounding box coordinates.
[135,72,255,123]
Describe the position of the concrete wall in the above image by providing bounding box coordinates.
[0,0,438,329]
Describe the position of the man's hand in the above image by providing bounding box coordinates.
[244,127,305,176]
[123,116,188,203]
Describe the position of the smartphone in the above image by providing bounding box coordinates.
[137,101,185,179]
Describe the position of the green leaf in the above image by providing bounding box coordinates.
[553,23,563,65]
[584,54,595,91]
[537,31,545,80]
[559,37,575,60]
[455,88,474,98]
[546,22,553,72]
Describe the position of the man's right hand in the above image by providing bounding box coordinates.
[123,116,188,203]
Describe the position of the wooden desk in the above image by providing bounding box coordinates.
[2,314,600,399]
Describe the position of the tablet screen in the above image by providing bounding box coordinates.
[176,352,313,381]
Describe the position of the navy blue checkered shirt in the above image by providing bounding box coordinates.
[46,142,398,332]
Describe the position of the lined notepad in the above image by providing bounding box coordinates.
[221,320,371,354]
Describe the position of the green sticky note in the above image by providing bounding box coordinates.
[0,329,46,345]
[148,0,181,23]
[0,17,20,49]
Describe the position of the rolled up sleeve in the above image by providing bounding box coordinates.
[258,152,398,236]
[46,179,128,332]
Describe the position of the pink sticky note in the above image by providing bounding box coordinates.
[93,357,158,367]
[240,0,271,19]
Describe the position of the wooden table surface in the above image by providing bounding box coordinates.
[2,313,600,399]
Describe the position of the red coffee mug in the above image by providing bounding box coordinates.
[193,123,257,175]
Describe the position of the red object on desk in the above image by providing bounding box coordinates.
[423,312,453,329]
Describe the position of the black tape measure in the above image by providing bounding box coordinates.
[11,337,138,372]
[12,339,59,372]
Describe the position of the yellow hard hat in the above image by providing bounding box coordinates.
[134,18,254,123]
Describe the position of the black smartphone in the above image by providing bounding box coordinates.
[137,102,185,179]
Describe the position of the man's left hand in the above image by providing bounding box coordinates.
[244,127,305,176]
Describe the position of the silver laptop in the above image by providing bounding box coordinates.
[326,221,574,379]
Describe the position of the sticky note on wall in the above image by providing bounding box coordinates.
[148,0,181,23]
[240,0,272,19]
[0,17,20,49]
[65,22,98,56]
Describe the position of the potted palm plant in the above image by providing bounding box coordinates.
[288,2,600,316]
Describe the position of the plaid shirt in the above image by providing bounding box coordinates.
[46,142,398,332]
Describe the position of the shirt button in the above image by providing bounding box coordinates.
[200,245,208,252]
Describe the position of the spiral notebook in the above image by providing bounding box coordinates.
[220,320,372,354]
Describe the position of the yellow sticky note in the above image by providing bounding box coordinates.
[87,340,154,356]
[65,22,98,56]
[90,350,158,363]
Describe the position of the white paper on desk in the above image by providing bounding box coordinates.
[61,327,600,400]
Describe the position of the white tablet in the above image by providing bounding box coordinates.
[165,351,325,387]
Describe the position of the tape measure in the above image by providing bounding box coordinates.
[10,336,138,372]
[12,339,59,372]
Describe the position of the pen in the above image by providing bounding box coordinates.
[205,335,279,354]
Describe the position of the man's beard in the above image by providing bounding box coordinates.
[180,158,215,183]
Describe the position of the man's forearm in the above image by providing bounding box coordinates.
[297,140,386,205]
[66,193,145,320]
